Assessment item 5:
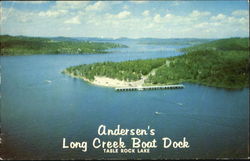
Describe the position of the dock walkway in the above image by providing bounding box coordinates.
[115,84,184,91]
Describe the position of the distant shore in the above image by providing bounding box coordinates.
[0,35,127,56]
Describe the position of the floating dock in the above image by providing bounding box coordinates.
[115,84,184,91]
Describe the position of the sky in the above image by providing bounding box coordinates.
[0,1,249,38]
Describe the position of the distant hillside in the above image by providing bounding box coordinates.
[181,37,249,51]
[49,36,80,42]
[0,35,127,56]
[138,38,213,45]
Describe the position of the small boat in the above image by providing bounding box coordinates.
[177,102,183,106]
[45,80,52,83]
[155,112,161,115]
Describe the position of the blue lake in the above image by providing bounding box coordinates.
[1,41,249,159]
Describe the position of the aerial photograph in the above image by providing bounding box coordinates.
[0,0,249,160]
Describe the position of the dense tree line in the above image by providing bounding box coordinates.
[65,59,166,81]
[181,37,249,52]
[0,35,127,56]
[147,49,249,89]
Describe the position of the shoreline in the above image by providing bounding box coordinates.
[63,70,247,90]
[63,70,146,88]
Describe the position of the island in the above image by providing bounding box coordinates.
[0,35,127,56]
[63,38,249,89]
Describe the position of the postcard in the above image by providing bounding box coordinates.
[0,0,249,160]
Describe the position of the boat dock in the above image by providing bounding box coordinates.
[115,84,184,91]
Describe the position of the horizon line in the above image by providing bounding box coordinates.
[1,34,249,40]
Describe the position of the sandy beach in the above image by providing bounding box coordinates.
[91,76,145,88]
[63,70,146,88]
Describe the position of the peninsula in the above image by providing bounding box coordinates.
[63,38,249,89]
[0,35,127,56]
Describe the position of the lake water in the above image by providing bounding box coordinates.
[1,40,249,159]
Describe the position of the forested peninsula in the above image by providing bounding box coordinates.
[0,35,127,56]
[64,38,249,89]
